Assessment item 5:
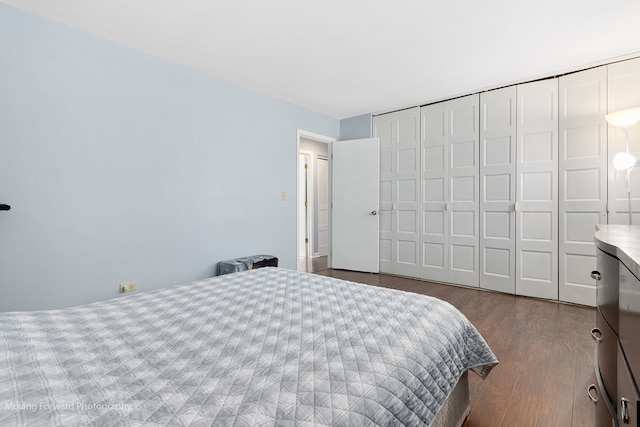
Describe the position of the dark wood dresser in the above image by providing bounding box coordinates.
[593,225,640,427]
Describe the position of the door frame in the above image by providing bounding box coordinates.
[298,151,313,258]
[296,130,335,270]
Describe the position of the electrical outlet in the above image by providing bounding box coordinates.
[281,191,287,201]
[119,282,137,293]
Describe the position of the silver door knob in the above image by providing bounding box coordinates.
[370,210,378,215]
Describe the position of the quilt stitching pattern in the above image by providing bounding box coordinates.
[0,268,497,426]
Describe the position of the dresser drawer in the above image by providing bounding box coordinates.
[618,343,639,426]
[619,263,640,381]
[596,309,618,399]
[595,248,619,333]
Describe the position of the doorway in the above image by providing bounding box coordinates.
[297,131,333,273]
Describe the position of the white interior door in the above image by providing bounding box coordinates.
[420,103,450,282]
[376,114,396,274]
[558,67,607,307]
[374,108,420,277]
[480,86,517,293]
[447,95,480,287]
[516,79,559,300]
[420,96,479,287]
[332,138,380,273]
[316,156,329,256]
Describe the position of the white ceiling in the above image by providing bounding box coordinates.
[3,0,640,119]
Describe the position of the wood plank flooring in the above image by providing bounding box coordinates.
[297,256,328,273]
[313,269,596,427]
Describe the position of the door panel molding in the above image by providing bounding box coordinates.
[420,95,480,287]
[515,79,559,300]
[374,108,421,277]
[480,86,517,293]
[558,66,607,307]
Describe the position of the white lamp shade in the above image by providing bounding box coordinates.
[606,107,640,130]
[613,152,637,170]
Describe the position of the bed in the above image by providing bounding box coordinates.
[0,268,497,426]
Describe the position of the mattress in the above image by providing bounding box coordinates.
[0,268,497,426]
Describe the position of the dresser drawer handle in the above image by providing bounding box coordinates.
[588,384,598,403]
[621,397,630,423]
[590,271,601,280]
[591,328,603,343]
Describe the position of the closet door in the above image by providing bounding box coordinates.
[558,67,607,307]
[421,102,449,282]
[374,107,421,277]
[421,95,479,287]
[608,57,640,225]
[480,87,517,293]
[516,79,559,300]
[448,95,480,287]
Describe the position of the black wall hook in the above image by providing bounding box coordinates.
[0,204,10,211]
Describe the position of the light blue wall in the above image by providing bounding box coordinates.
[339,113,372,140]
[0,4,339,311]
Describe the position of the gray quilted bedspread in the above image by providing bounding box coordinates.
[0,268,497,426]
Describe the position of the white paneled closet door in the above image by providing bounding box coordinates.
[558,67,607,307]
[421,95,480,287]
[516,79,559,300]
[608,57,640,225]
[421,102,449,282]
[374,107,421,277]
[480,87,517,294]
[448,95,480,287]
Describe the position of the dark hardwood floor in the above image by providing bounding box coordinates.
[313,268,596,427]
[298,255,328,273]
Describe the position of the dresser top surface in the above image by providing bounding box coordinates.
[595,224,640,279]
